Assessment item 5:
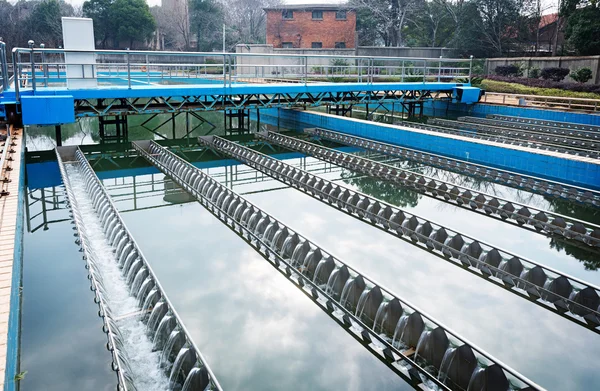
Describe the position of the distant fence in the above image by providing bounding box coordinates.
[237,44,456,62]
[485,56,600,84]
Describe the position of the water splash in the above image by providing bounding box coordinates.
[392,314,408,348]
[438,346,456,383]
[373,301,387,334]
[66,164,170,391]
[414,329,429,363]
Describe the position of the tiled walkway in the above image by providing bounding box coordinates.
[0,126,23,389]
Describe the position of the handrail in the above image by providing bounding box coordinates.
[481,92,600,112]
[12,46,473,62]
[8,46,473,97]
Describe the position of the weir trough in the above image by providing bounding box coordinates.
[488,114,600,133]
[199,134,600,335]
[427,118,600,155]
[133,139,543,391]
[303,127,600,206]
[458,116,600,140]
[256,130,600,250]
[55,145,222,391]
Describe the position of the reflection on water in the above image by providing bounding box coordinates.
[21,189,115,391]
[120,201,408,391]
[22,146,600,390]
[25,112,262,152]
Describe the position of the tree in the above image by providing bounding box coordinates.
[564,5,600,55]
[350,0,425,47]
[405,1,455,47]
[225,0,281,46]
[152,1,191,50]
[471,0,524,56]
[25,0,74,48]
[82,0,114,48]
[108,0,155,48]
[189,0,224,51]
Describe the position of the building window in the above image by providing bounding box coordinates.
[311,42,323,49]
[282,10,293,19]
[312,10,323,20]
[336,10,347,20]
[282,42,293,48]
[335,42,346,49]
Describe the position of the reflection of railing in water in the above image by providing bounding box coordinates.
[134,139,542,391]
[56,146,222,391]
[26,157,353,233]
[25,187,69,233]
[260,131,600,251]
[202,135,600,336]
[304,127,600,207]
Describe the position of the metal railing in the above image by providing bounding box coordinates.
[9,47,473,99]
[481,92,600,113]
[0,41,10,92]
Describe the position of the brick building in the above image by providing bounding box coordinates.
[264,4,356,49]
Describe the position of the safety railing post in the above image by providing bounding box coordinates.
[222,53,226,87]
[469,55,474,83]
[0,41,8,91]
[126,49,131,89]
[401,60,405,82]
[423,59,427,83]
[304,55,308,85]
[12,50,20,102]
[438,56,442,82]
[29,43,37,92]
[228,54,232,87]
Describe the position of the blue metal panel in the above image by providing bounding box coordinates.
[3,82,465,101]
[276,108,600,189]
[453,86,481,104]
[21,95,75,125]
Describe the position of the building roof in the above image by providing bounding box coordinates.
[264,4,353,11]
[539,13,559,29]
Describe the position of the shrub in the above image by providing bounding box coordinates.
[540,67,570,82]
[494,64,522,77]
[330,58,349,73]
[528,67,541,79]
[570,67,593,83]
[481,76,600,98]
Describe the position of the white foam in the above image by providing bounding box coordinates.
[66,164,170,391]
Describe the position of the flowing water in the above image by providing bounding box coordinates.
[62,164,170,391]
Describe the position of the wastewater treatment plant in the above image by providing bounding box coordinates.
[1,17,600,391]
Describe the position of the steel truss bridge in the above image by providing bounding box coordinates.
[0,46,481,128]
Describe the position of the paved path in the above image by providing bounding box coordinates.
[0,126,23,389]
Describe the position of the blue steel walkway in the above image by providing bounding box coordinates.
[0,47,480,126]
